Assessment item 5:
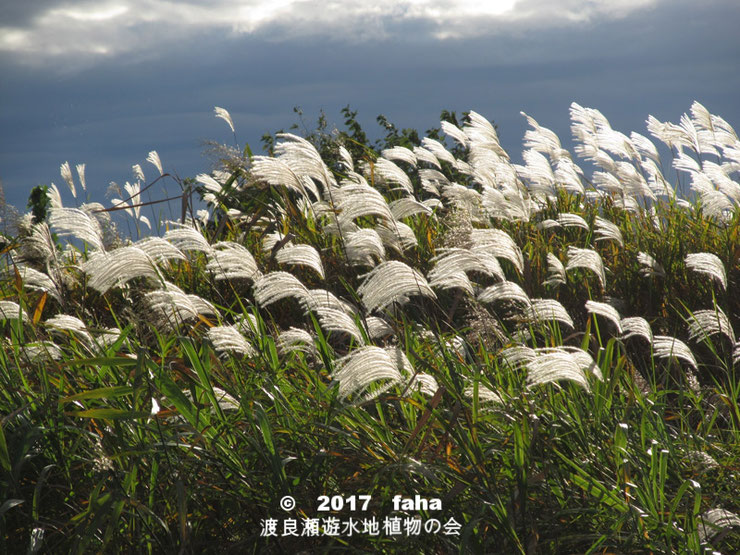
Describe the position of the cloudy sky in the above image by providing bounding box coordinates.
[1,0,739,212]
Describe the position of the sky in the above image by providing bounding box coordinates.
[1,0,739,216]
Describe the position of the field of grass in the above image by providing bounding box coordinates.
[1,102,739,553]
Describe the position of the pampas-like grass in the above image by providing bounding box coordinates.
[164,226,213,254]
[276,327,318,357]
[543,253,566,287]
[593,216,624,246]
[45,314,93,346]
[250,156,320,201]
[685,252,727,291]
[206,241,261,281]
[145,282,217,331]
[525,299,574,329]
[637,252,665,278]
[469,228,524,274]
[621,316,653,343]
[389,198,433,220]
[428,247,504,294]
[253,271,309,308]
[213,106,235,134]
[557,213,590,230]
[0,300,27,322]
[373,158,414,194]
[335,183,394,225]
[274,243,325,279]
[413,146,441,170]
[313,307,365,345]
[344,229,386,267]
[332,346,409,402]
[357,260,436,313]
[135,237,186,265]
[697,508,740,543]
[686,307,735,343]
[441,120,468,149]
[83,246,161,293]
[478,281,531,307]
[60,161,76,198]
[566,246,607,289]
[207,325,256,357]
[147,151,163,176]
[49,207,105,251]
[381,146,417,167]
[409,373,440,397]
[13,265,62,303]
[585,300,623,334]
[526,350,590,391]
[652,335,698,370]
[421,137,456,166]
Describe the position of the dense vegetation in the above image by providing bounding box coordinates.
[1,102,739,553]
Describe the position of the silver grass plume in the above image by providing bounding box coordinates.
[206,241,261,281]
[698,508,740,543]
[389,198,433,220]
[499,345,536,370]
[76,163,87,192]
[335,183,394,225]
[275,243,325,279]
[357,260,436,313]
[526,350,590,391]
[478,281,531,308]
[441,120,469,149]
[12,265,63,303]
[145,282,217,331]
[419,168,448,194]
[620,316,653,343]
[372,158,414,194]
[313,307,365,345]
[413,146,441,169]
[213,106,235,134]
[45,314,93,346]
[685,252,727,291]
[135,237,186,265]
[381,146,417,167]
[207,325,256,357]
[566,247,606,289]
[147,151,163,176]
[164,226,213,254]
[366,316,395,339]
[469,228,524,274]
[637,252,665,278]
[20,341,63,363]
[60,161,76,198]
[0,300,27,322]
[524,299,574,328]
[543,253,566,287]
[276,327,318,357]
[521,111,569,162]
[47,183,63,210]
[250,156,320,201]
[464,384,504,406]
[409,373,440,397]
[253,271,309,308]
[274,133,336,194]
[83,246,161,293]
[585,300,622,334]
[652,335,698,370]
[344,228,386,267]
[593,216,624,246]
[49,207,105,251]
[376,221,419,253]
[686,307,735,344]
[557,213,589,230]
[338,145,354,172]
[132,164,145,182]
[333,346,409,402]
[301,288,355,315]
[421,137,456,166]
[428,247,504,295]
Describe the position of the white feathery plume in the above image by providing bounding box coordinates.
[421,137,456,166]
[464,383,504,406]
[20,341,63,362]
[526,350,590,391]
[76,163,87,192]
[94,328,121,350]
[652,335,698,369]
[616,160,655,200]
[164,226,213,254]
[413,146,441,169]
[132,164,145,182]
[557,213,589,230]
[554,157,586,195]
[499,345,536,370]
[637,252,665,278]
[333,346,409,401]
[593,216,623,246]
[357,260,436,313]
[621,316,653,343]
[18,222,58,266]
[442,184,484,220]
[441,120,469,148]
[673,151,702,176]
[49,207,105,251]
[313,307,365,345]
[213,106,235,134]
[82,246,161,293]
[45,314,93,345]
[207,325,256,357]
[685,252,727,291]
[687,307,735,344]
[372,158,414,194]
[469,228,524,274]
[478,281,531,307]
[275,244,325,279]
[338,145,354,172]
[47,183,64,210]
[515,149,555,196]
[566,247,606,289]
[543,252,566,287]
[60,161,76,198]
[196,173,223,196]
[0,301,27,322]
[630,132,660,164]
[253,271,309,307]
[145,282,217,330]
[301,288,355,315]
[409,373,440,397]
[646,115,685,150]
[206,241,261,281]
[135,237,186,265]
[275,132,337,193]
[525,299,574,328]
[335,183,394,225]
[376,221,419,253]
[698,508,740,543]
[585,300,622,334]
[537,219,561,230]
[428,248,504,294]
[381,146,417,167]
[419,168,449,194]
[593,171,623,195]
[703,160,740,204]
[13,265,63,303]
[389,198,433,220]
[276,327,318,357]
[521,111,567,161]
[147,151,163,176]
[366,316,395,339]
[562,346,602,381]
[251,156,320,200]
[344,228,386,267]
[464,110,507,159]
